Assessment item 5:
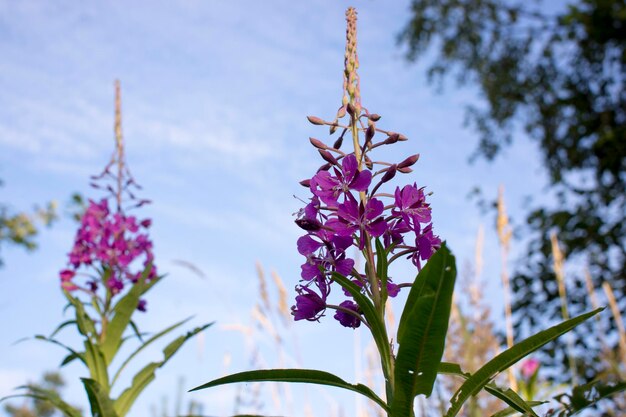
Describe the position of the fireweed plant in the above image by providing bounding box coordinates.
[1,82,212,417]
[191,8,613,417]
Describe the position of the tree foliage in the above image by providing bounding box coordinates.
[400,0,625,380]
[0,178,57,267]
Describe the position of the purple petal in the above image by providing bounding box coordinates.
[297,235,323,255]
[335,258,355,276]
[341,154,358,181]
[366,198,385,219]
[350,169,372,191]
[367,217,388,238]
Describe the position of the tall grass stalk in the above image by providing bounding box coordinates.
[496,186,517,391]
[550,232,578,385]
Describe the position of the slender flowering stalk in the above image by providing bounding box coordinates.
[292,6,441,406]
[293,7,440,329]
[10,81,213,417]
[60,81,157,328]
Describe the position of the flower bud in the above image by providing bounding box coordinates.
[398,133,408,141]
[369,113,381,121]
[336,106,347,119]
[397,166,413,174]
[333,136,344,149]
[380,164,397,183]
[307,115,325,125]
[365,124,375,144]
[329,122,338,135]
[295,218,322,231]
[299,179,311,188]
[346,103,355,116]
[364,155,373,169]
[317,163,331,172]
[384,133,400,144]
[398,154,420,169]
[319,149,338,165]
[309,137,328,149]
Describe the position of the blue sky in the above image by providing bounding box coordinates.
[0,1,550,416]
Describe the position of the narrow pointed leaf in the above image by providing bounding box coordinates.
[33,335,86,366]
[331,273,391,367]
[100,265,152,365]
[375,239,389,301]
[64,291,96,337]
[567,380,626,415]
[82,378,119,417]
[111,316,194,386]
[48,319,77,338]
[190,369,388,412]
[391,244,456,416]
[445,308,603,417]
[84,340,109,391]
[114,322,212,417]
[490,401,546,417]
[0,385,82,417]
[437,362,539,416]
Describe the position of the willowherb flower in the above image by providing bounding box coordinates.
[291,7,441,328]
[59,81,157,312]
[520,358,540,379]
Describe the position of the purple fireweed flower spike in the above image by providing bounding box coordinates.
[292,7,440,328]
[60,81,157,311]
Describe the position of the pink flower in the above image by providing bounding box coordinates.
[521,358,540,379]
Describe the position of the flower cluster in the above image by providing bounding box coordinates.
[60,198,156,310]
[292,147,441,327]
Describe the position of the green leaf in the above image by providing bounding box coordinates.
[111,316,194,387]
[567,380,626,415]
[33,335,86,367]
[113,322,212,417]
[375,238,389,301]
[391,244,456,416]
[0,385,82,417]
[82,378,119,417]
[445,308,604,417]
[190,368,389,412]
[438,362,541,416]
[48,319,77,338]
[84,340,109,392]
[100,264,153,365]
[64,291,97,338]
[331,273,391,369]
[490,401,546,417]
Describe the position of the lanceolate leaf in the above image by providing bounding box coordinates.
[82,378,119,417]
[33,335,86,367]
[490,401,546,417]
[190,369,389,412]
[391,244,456,416]
[445,308,604,417]
[111,316,194,386]
[84,340,110,393]
[331,273,391,371]
[438,362,540,417]
[113,322,212,417]
[566,380,626,416]
[65,291,97,338]
[375,238,389,301]
[0,385,82,417]
[100,266,156,365]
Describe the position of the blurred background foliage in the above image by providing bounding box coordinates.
[400,0,625,384]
